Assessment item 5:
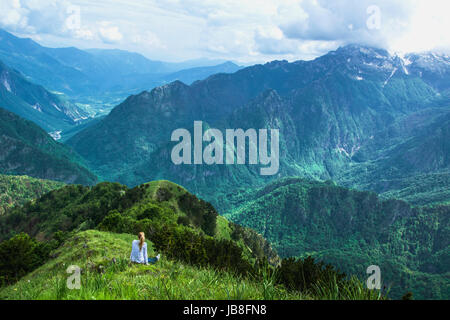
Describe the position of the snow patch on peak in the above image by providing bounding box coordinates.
[395,53,412,75]
[402,65,410,75]
[2,76,11,92]
[337,147,350,158]
[49,131,62,141]
[52,103,61,112]
[72,116,89,122]
[402,56,413,66]
[383,68,398,87]
[31,103,42,112]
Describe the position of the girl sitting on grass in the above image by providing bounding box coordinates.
[130,232,160,265]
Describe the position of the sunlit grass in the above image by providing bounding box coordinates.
[0,230,307,300]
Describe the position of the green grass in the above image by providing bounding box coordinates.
[0,230,386,300]
[312,276,386,300]
[216,216,232,241]
[0,230,308,300]
[143,180,188,213]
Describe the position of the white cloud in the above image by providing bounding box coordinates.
[389,0,450,53]
[254,26,299,55]
[98,21,122,43]
[0,0,448,62]
[276,0,413,47]
[0,0,30,31]
[0,0,95,40]
[131,31,165,49]
[275,0,450,54]
[146,0,450,60]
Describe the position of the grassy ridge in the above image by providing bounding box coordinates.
[0,230,300,300]
[0,180,279,265]
[0,180,385,300]
[0,230,381,300]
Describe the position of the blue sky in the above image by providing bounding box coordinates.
[0,0,449,63]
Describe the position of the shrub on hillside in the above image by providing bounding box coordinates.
[118,185,148,210]
[97,210,135,233]
[277,256,346,294]
[97,214,254,276]
[177,216,191,227]
[0,233,56,285]
[147,223,254,275]
[156,187,172,202]
[178,193,217,236]
[136,204,163,220]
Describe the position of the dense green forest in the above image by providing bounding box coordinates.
[0,177,447,300]
[0,174,64,215]
[0,107,97,185]
[378,171,450,206]
[224,178,450,300]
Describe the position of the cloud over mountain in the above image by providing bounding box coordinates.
[0,0,448,62]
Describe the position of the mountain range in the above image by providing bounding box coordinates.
[0,59,91,133]
[63,45,450,299]
[0,107,96,185]
[67,44,450,208]
[0,29,242,118]
[0,31,449,300]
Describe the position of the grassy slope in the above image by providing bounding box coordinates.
[0,179,384,300]
[0,180,280,265]
[0,174,64,215]
[139,180,236,242]
[0,230,305,300]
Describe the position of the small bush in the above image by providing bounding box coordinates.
[136,205,163,220]
[97,210,135,233]
[156,187,172,202]
[0,233,52,285]
[402,292,414,300]
[178,193,217,236]
[177,216,191,226]
[277,256,346,294]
